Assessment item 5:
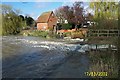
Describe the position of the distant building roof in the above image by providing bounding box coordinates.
[37,11,53,23]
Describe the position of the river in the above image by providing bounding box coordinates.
[2,36,90,78]
[2,36,118,78]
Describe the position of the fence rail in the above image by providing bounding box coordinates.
[88,29,120,37]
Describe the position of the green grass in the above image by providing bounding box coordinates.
[21,30,48,37]
[0,14,2,36]
[20,30,61,39]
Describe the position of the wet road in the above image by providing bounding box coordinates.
[2,36,90,78]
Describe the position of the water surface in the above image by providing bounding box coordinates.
[2,36,90,78]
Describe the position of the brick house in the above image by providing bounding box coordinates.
[36,11,57,31]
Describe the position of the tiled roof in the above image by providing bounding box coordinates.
[37,11,53,23]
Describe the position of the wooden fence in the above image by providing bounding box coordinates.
[88,29,120,37]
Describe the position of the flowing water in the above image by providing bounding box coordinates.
[2,36,118,78]
[2,36,90,78]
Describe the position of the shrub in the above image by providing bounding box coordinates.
[71,31,84,39]
[64,32,71,37]
[89,18,118,29]
[21,30,61,39]
[61,24,72,30]
[30,30,48,37]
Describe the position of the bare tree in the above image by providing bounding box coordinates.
[56,2,85,29]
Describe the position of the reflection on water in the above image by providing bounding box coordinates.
[2,36,118,78]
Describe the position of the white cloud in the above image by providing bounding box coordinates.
[30,13,35,17]
[84,5,88,9]
[61,2,73,6]
[36,4,45,8]
[35,2,46,8]
[24,13,36,19]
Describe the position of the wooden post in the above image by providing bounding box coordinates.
[108,30,109,37]
[96,44,98,51]
[53,25,57,34]
[108,44,111,52]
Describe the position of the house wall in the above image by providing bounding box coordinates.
[48,13,57,29]
[37,12,57,31]
[37,23,48,30]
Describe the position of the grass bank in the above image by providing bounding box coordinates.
[88,50,118,78]
[20,30,61,39]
